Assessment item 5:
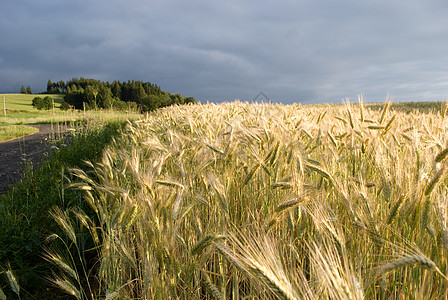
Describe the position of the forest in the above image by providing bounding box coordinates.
[46,78,196,111]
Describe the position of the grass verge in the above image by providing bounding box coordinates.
[0,120,129,298]
[0,125,39,142]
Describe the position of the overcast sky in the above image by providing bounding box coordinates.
[1,0,448,103]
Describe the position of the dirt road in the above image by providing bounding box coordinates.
[0,124,72,194]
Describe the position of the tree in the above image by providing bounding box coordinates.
[32,96,52,110]
[58,80,65,93]
[97,86,113,108]
[134,81,147,103]
[111,81,121,98]
[84,86,98,109]
[26,85,32,94]
[185,97,196,104]
[64,89,85,109]
[59,102,72,111]
[56,77,195,111]
[20,86,26,94]
[141,94,166,111]
[47,80,53,93]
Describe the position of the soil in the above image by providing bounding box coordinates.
[0,124,73,195]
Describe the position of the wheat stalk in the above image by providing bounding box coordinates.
[5,268,20,299]
[378,254,446,280]
[51,278,82,299]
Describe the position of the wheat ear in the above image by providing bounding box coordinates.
[378,254,447,280]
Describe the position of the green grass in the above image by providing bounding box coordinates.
[0,95,142,141]
[0,108,141,126]
[0,93,72,129]
[0,93,80,126]
[0,94,65,111]
[0,96,142,297]
[0,94,64,113]
[0,125,39,142]
[0,93,70,128]
[0,120,130,299]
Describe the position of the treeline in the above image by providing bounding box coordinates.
[47,78,196,111]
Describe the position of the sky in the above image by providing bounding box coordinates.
[1,0,448,104]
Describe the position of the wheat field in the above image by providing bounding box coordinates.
[46,99,448,299]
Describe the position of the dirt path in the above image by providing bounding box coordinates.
[0,124,72,194]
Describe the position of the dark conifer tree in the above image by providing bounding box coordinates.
[47,80,52,93]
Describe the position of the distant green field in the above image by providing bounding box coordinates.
[0,93,64,111]
[0,93,142,141]
[0,93,73,127]
[365,101,446,114]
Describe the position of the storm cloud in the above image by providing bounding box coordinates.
[1,0,448,103]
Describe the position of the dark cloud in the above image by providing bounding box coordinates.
[1,0,448,103]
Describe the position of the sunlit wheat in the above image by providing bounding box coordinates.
[45,100,448,299]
